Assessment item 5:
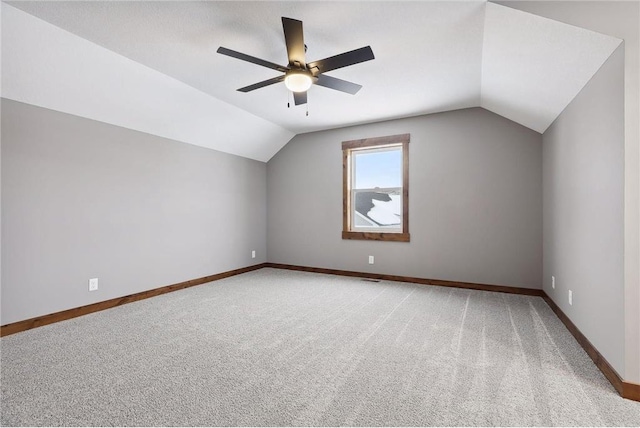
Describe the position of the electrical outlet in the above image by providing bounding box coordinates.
[568,290,573,306]
[89,278,99,292]
[368,255,374,265]
[551,276,555,289]
[251,250,256,259]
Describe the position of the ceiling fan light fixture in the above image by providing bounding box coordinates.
[284,70,313,92]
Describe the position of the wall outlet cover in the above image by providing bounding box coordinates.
[89,278,98,292]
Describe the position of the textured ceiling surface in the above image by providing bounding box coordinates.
[1,1,622,161]
[482,2,621,133]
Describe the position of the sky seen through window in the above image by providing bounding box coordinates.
[354,149,402,190]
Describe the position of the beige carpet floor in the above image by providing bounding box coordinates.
[2,268,639,426]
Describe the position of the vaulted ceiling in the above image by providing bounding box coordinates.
[1,1,621,161]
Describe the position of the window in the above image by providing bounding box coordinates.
[342,133,410,242]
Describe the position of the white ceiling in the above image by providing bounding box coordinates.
[1,1,622,162]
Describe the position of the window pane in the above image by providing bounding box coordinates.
[354,190,401,227]
[354,149,401,189]
[342,133,409,241]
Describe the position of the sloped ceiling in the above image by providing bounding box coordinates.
[1,1,622,162]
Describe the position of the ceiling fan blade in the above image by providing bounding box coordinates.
[307,46,374,75]
[293,91,307,105]
[282,17,306,68]
[238,75,285,92]
[217,47,288,72]
[315,74,362,95]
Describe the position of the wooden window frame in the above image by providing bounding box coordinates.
[342,133,410,242]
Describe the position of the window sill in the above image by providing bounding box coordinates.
[342,231,410,242]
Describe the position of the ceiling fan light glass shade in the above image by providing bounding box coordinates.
[284,71,313,92]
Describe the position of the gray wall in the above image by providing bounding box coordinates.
[267,108,542,289]
[500,0,639,383]
[1,99,267,325]
[542,45,625,375]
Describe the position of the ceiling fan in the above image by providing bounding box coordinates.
[217,17,375,106]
